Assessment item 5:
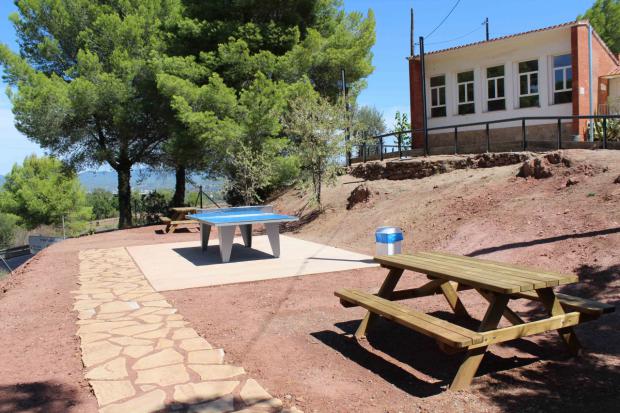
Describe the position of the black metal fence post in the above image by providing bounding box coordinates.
[557,119,562,150]
[603,117,608,149]
[522,119,527,151]
[454,127,458,155]
[398,135,402,159]
[486,123,490,152]
[362,143,367,162]
[380,137,384,161]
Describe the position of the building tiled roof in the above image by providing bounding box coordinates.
[603,66,620,79]
[411,20,578,58]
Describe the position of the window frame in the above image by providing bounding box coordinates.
[457,70,475,115]
[486,65,506,112]
[430,74,447,118]
[518,59,540,108]
[552,54,572,104]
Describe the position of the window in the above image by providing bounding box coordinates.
[486,65,505,111]
[518,59,539,108]
[553,54,572,104]
[430,75,446,117]
[457,71,475,115]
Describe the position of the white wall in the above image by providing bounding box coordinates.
[424,26,574,134]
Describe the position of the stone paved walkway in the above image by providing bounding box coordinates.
[73,247,301,413]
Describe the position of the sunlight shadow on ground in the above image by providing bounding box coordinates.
[172,244,275,266]
[0,381,81,413]
[467,227,620,256]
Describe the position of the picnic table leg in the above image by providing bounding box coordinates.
[439,281,471,319]
[355,268,404,339]
[201,223,211,252]
[537,287,582,356]
[240,224,252,248]
[450,293,509,391]
[265,223,281,258]
[477,289,524,325]
[217,226,235,263]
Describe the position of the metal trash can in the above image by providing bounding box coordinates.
[375,226,403,256]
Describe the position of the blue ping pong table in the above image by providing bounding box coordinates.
[188,206,299,263]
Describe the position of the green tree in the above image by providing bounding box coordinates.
[284,92,345,208]
[353,106,386,140]
[158,0,375,201]
[0,155,92,232]
[0,213,18,249]
[0,0,184,228]
[393,111,411,149]
[580,0,620,54]
[87,189,118,220]
[352,105,386,157]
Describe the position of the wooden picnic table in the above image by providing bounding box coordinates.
[160,207,199,233]
[170,207,198,221]
[336,251,615,391]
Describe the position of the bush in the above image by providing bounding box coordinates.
[0,213,18,249]
[132,190,171,225]
[593,118,620,142]
[87,189,118,220]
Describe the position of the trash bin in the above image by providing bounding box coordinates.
[375,226,403,256]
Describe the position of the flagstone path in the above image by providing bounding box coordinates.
[73,247,301,413]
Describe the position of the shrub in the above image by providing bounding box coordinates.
[0,213,18,249]
[87,189,118,220]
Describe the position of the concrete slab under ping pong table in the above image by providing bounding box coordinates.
[126,235,377,291]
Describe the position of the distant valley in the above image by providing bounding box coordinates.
[0,170,222,194]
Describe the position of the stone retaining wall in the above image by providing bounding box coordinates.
[348,152,532,181]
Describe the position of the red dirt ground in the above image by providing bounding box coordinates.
[1,149,619,413]
[0,227,199,413]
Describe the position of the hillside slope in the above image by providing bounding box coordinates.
[273,149,620,292]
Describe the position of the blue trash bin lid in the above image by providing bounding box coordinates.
[375,226,403,244]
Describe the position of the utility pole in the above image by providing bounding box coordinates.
[419,36,429,156]
[485,17,489,41]
[341,68,351,166]
[410,8,415,56]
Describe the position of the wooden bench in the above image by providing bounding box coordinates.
[336,289,483,349]
[512,291,615,316]
[159,216,199,233]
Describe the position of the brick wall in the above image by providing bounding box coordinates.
[409,58,424,148]
[571,22,619,138]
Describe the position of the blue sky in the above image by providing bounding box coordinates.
[0,0,594,174]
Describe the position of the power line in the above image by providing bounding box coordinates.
[425,21,485,45]
[424,0,462,39]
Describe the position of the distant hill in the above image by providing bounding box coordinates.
[78,170,222,193]
[1,170,222,194]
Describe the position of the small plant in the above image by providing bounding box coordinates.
[393,111,411,149]
[587,192,596,197]
[592,117,620,142]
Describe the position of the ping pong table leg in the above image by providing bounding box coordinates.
[200,223,211,252]
[264,223,280,258]
[217,226,235,263]
[240,224,252,248]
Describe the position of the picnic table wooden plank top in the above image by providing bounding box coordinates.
[420,252,578,285]
[374,252,578,294]
[170,207,198,213]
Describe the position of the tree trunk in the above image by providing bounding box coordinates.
[172,165,186,207]
[117,165,132,229]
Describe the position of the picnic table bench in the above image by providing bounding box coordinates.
[336,251,614,390]
[160,207,199,233]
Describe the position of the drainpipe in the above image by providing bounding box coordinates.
[588,23,594,141]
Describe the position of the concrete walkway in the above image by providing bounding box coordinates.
[73,247,301,413]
